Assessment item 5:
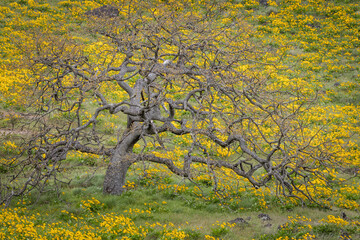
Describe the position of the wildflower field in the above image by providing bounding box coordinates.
[0,0,360,239]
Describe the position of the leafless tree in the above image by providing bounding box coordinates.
[0,2,340,206]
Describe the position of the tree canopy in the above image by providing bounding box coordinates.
[0,0,359,208]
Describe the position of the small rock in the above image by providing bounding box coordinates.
[85,5,119,18]
[259,0,268,6]
[228,217,249,224]
[258,213,271,221]
[334,82,341,87]
[264,223,272,227]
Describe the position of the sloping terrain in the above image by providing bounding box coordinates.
[0,0,359,239]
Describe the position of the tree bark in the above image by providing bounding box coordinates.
[103,154,134,195]
[103,125,141,194]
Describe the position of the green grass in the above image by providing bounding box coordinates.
[7,163,358,239]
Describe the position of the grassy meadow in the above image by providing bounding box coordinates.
[0,0,360,239]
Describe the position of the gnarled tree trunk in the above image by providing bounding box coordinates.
[103,153,134,194]
[103,126,141,194]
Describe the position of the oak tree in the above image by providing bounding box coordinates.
[0,1,347,206]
